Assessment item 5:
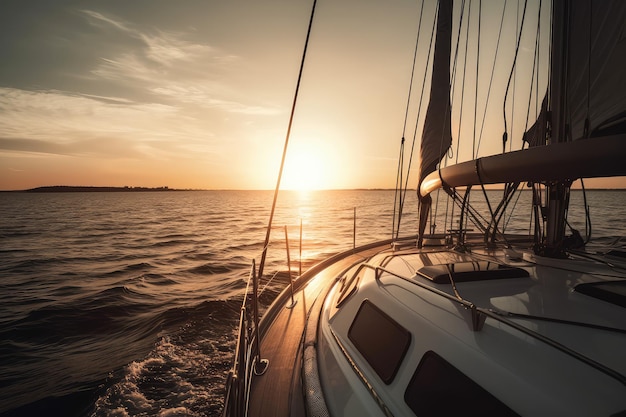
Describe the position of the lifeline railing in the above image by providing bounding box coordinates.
[222,260,264,417]
[222,202,374,417]
[222,220,302,417]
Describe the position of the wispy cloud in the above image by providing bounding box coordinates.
[151,86,281,115]
[141,31,215,67]
[82,10,135,34]
[0,87,219,160]
[79,9,280,117]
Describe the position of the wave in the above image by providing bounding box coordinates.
[186,263,233,275]
[0,293,242,416]
[102,262,156,277]
[91,299,241,417]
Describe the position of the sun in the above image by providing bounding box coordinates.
[281,143,329,191]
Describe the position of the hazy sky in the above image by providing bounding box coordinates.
[0,0,423,190]
[1,0,623,190]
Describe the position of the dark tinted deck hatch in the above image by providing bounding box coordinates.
[418,261,529,284]
[575,280,626,308]
[606,250,626,259]
[405,351,518,416]
[348,300,411,384]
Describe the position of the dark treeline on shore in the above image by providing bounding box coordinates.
[14,186,183,193]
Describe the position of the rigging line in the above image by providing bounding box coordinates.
[475,0,508,154]
[457,0,471,163]
[432,189,441,234]
[502,181,525,233]
[401,1,437,219]
[401,0,426,139]
[546,0,553,130]
[444,184,452,236]
[458,186,472,246]
[399,1,431,224]
[472,0,481,159]
[489,182,520,242]
[509,0,520,153]
[568,249,626,273]
[490,310,626,335]
[523,0,542,142]
[581,178,592,243]
[502,0,529,154]
[500,2,542,236]
[257,0,317,283]
[531,184,541,241]
[393,140,404,239]
[502,0,528,151]
[475,159,508,245]
[404,2,436,193]
[447,187,489,233]
[395,0,426,238]
[447,0,468,160]
[584,0,592,137]
[432,0,467,234]
[534,0,542,130]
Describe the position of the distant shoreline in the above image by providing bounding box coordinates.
[8,186,189,193]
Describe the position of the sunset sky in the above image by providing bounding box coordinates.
[1,0,623,190]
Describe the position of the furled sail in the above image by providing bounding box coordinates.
[537,0,625,253]
[417,0,453,244]
[551,0,626,142]
[526,1,626,149]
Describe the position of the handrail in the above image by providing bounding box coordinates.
[284,225,297,308]
[222,259,272,417]
[222,221,302,416]
[222,264,255,417]
[251,260,268,375]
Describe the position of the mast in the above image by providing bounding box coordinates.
[541,0,571,257]
[541,0,626,256]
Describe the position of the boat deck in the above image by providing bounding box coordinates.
[248,245,388,417]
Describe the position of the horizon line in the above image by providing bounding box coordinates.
[2,184,626,193]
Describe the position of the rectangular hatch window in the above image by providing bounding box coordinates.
[418,261,529,284]
[575,280,626,308]
[348,300,411,384]
[405,351,518,416]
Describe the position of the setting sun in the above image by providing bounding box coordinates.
[281,142,330,191]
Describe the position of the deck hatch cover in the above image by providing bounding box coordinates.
[575,280,626,308]
[404,351,518,416]
[418,261,529,284]
[348,300,411,384]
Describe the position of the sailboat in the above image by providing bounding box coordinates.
[223,0,626,416]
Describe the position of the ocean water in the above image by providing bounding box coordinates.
[0,189,624,416]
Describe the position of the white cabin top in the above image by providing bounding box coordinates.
[318,244,626,416]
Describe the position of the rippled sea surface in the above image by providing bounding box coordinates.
[1,189,624,416]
